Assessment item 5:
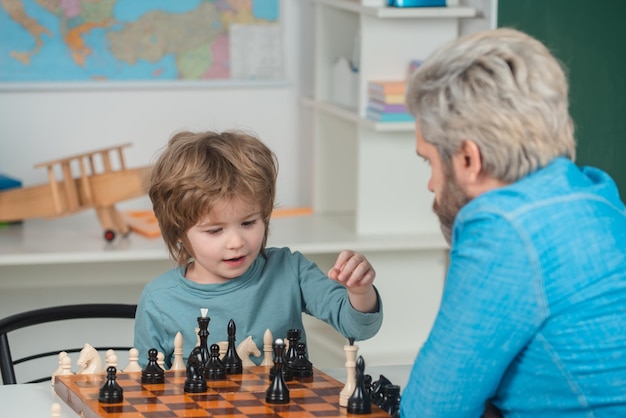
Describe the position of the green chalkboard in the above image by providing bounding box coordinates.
[498,0,626,196]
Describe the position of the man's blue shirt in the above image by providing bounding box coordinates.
[401,157,626,417]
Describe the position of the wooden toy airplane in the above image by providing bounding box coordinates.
[0,143,152,241]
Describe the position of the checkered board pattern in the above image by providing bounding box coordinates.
[54,366,391,417]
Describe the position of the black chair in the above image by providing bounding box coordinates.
[0,303,137,384]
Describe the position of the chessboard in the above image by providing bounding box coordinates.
[54,366,392,417]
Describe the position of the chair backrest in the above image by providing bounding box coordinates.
[0,304,137,384]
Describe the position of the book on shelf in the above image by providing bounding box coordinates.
[367,91,406,104]
[345,0,386,5]
[366,107,415,123]
[368,100,408,113]
[368,80,407,94]
[389,0,446,6]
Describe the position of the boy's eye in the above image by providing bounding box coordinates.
[242,219,257,227]
[206,228,222,234]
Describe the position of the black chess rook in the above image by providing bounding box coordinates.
[380,384,401,416]
[285,328,301,369]
[291,342,313,379]
[265,338,290,404]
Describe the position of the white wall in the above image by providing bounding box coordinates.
[0,0,493,210]
[0,1,311,210]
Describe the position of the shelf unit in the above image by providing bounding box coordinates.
[314,0,475,18]
[0,211,447,267]
[306,0,475,236]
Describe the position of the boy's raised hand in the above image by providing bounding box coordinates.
[328,249,375,288]
[328,250,378,313]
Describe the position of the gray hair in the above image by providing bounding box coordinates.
[406,28,575,182]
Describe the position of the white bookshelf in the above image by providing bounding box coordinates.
[306,0,475,236]
[296,0,475,364]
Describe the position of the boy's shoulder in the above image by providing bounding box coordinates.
[263,247,307,263]
[261,247,313,272]
[144,266,182,290]
[264,246,292,256]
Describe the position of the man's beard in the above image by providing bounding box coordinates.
[433,163,471,245]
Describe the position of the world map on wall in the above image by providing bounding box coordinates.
[0,0,282,84]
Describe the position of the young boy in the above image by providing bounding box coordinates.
[134,130,382,368]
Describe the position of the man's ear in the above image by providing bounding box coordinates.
[452,140,482,185]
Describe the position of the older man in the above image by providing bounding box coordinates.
[401,28,626,417]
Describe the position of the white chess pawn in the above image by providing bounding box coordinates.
[59,355,74,376]
[51,402,61,418]
[157,351,166,370]
[105,349,118,370]
[261,328,274,366]
[217,341,228,359]
[122,348,142,372]
[51,351,69,386]
[170,331,186,371]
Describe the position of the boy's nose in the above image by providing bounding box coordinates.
[226,231,244,249]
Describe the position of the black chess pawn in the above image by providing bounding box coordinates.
[99,366,123,403]
[184,346,208,393]
[204,343,227,380]
[222,319,243,374]
[265,338,290,404]
[141,348,165,384]
[284,328,301,369]
[290,342,313,379]
[347,355,371,414]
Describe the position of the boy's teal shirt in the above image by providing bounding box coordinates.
[134,247,382,368]
[401,157,626,417]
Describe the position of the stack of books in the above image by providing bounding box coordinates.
[366,80,415,123]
